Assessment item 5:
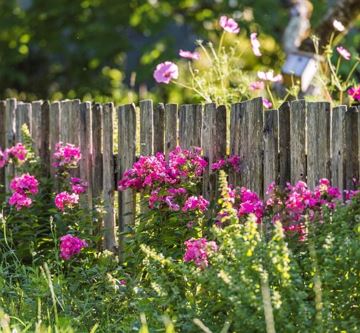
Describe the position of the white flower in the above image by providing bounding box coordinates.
[333,20,345,32]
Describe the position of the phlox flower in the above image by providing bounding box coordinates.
[238,187,264,222]
[0,149,8,168]
[333,19,345,32]
[219,15,240,34]
[179,49,200,60]
[211,155,241,172]
[258,70,282,82]
[183,238,218,269]
[249,81,265,91]
[250,33,262,56]
[9,192,32,210]
[60,234,87,260]
[153,61,179,84]
[53,142,81,168]
[262,98,272,109]
[7,143,27,163]
[10,173,39,195]
[336,46,351,60]
[55,191,79,211]
[70,177,88,194]
[348,86,360,101]
[182,195,209,212]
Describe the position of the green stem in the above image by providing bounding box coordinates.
[218,31,225,55]
[266,84,276,109]
[345,60,360,86]
[173,80,211,102]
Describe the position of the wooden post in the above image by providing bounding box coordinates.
[140,99,154,156]
[60,100,71,143]
[344,106,359,189]
[40,101,50,175]
[164,103,178,156]
[306,102,331,189]
[179,104,202,149]
[15,103,31,143]
[278,102,291,188]
[70,100,81,146]
[49,102,60,178]
[153,103,165,153]
[290,100,307,184]
[0,101,5,192]
[263,109,279,195]
[5,98,17,190]
[102,103,116,251]
[118,103,137,256]
[230,101,244,186]
[31,101,42,155]
[91,103,103,200]
[331,106,346,191]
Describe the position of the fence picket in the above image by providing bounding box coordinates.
[278,102,291,187]
[140,99,154,156]
[179,104,202,149]
[153,103,165,153]
[230,101,243,186]
[307,102,331,189]
[49,102,60,179]
[40,101,50,175]
[5,98,17,190]
[0,101,5,193]
[165,103,178,156]
[31,101,42,155]
[91,103,103,200]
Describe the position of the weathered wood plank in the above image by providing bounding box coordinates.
[278,102,291,188]
[140,99,154,156]
[0,101,6,192]
[307,102,331,189]
[60,100,71,143]
[15,103,31,143]
[153,103,165,153]
[263,109,279,194]
[179,104,202,149]
[49,102,60,178]
[165,103,178,156]
[69,99,81,147]
[102,102,116,251]
[118,103,137,256]
[344,106,359,190]
[92,103,103,200]
[331,105,346,191]
[40,101,50,175]
[5,98,17,189]
[290,100,307,184]
[31,101,42,155]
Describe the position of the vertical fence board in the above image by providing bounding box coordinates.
[307,102,331,189]
[344,107,359,189]
[102,103,116,251]
[279,102,291,187]
[263,109,279,194]
[153,103,165,153]
[60,100,71,143]
[49,102,60,179]
[69,100,81,146]
[140,99,154,156]
[179,104,202,149]
[15,103,31,143]
[290,100,307,184]
[40,101,50,175]
[92,103,103,200]
[5,98,17,190]
[0,101,5,192]
[331,106,346,191]
[31,101,42,155]
[165,103,178,156]
[118,104,137,255]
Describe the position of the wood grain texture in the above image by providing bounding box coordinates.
[5,98,17,189]
[0,101,5,192]
[306,102,331,189]
[49,102,60,178]
[40,101,50,175]
[290,100,307,184]
[278,102,291,187]
[153,103,165,153]
[15,103,31,143]
[91,103,103,200]
[179,104,202,149]
[60,100,71,143]
[165,103,178,156]
[140,99,154,156]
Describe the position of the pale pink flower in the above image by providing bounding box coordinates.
[9,192,32,210]
[0,149,8,168]
[179,49,200,60]
[250,33,262,56]
[153,61,179,84]
[55,191,79,211]
[262,98,272,109]
[60,234,87,260]
[336,46,351,60]
[183,238,218,269]
[257,70,283,82]
[70,177,88,194]
[219,16,240,34]
[333,20,345,32]
[10,173,39,195]
[53,142,81,168]
[249,81,265,91]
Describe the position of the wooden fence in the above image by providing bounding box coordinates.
[0,97,359,251]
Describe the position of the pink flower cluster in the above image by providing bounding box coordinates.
[55,191,79,211]
[182,195,209,212]
[8,173,39,210]
[237,187,264,222]
[70,177,88,194]
[348,86,360,101]
[59,234,87,260]
[0,143,28,168]
[53,142,81,169]
[183,238,218,269]
[211,155,241,172]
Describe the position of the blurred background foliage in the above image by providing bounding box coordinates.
[0,0,358,104]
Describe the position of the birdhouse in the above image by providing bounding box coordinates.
[282,51,322,93]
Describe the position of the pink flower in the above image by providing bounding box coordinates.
[262,98,272,109]
[333,20,345,32]
[70,177,88,194]
[53,142,81,169]
[0,149,8,168]
[179,49,200,60]
[183,238,218,269]
[7,143,27,163]
[182,195,209,212]
[10,173,39,195]
[219,15,240,34]
[55,191,79,211]
[250,33,262,56]
[249,81,265,91]
[9,192,32,210]
[59,234,87,260]
[257,70,282,82]
[348,86,360,101]
[238,187,264,222]
[336,46,351,60]
[153,61,179,84]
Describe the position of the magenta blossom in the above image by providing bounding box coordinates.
[7,143,27,163]
[9,192,32,210]
[0,149,8,168]
[59,234,87,260]
[179,49,200,60]
[53,142,81,169]
[336,46,351,60]
[249,81,265,91]
[153,61,179,84]
[10,174,39,195]
[70,177,88,194]
[250,33,262,56]
[182,195,209,213]
[258,70,282,82]
[219,15,240,34]
[348,86,360,101]
[262,98,272,109]
[55,191,79,211]
[183,238,218,269]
